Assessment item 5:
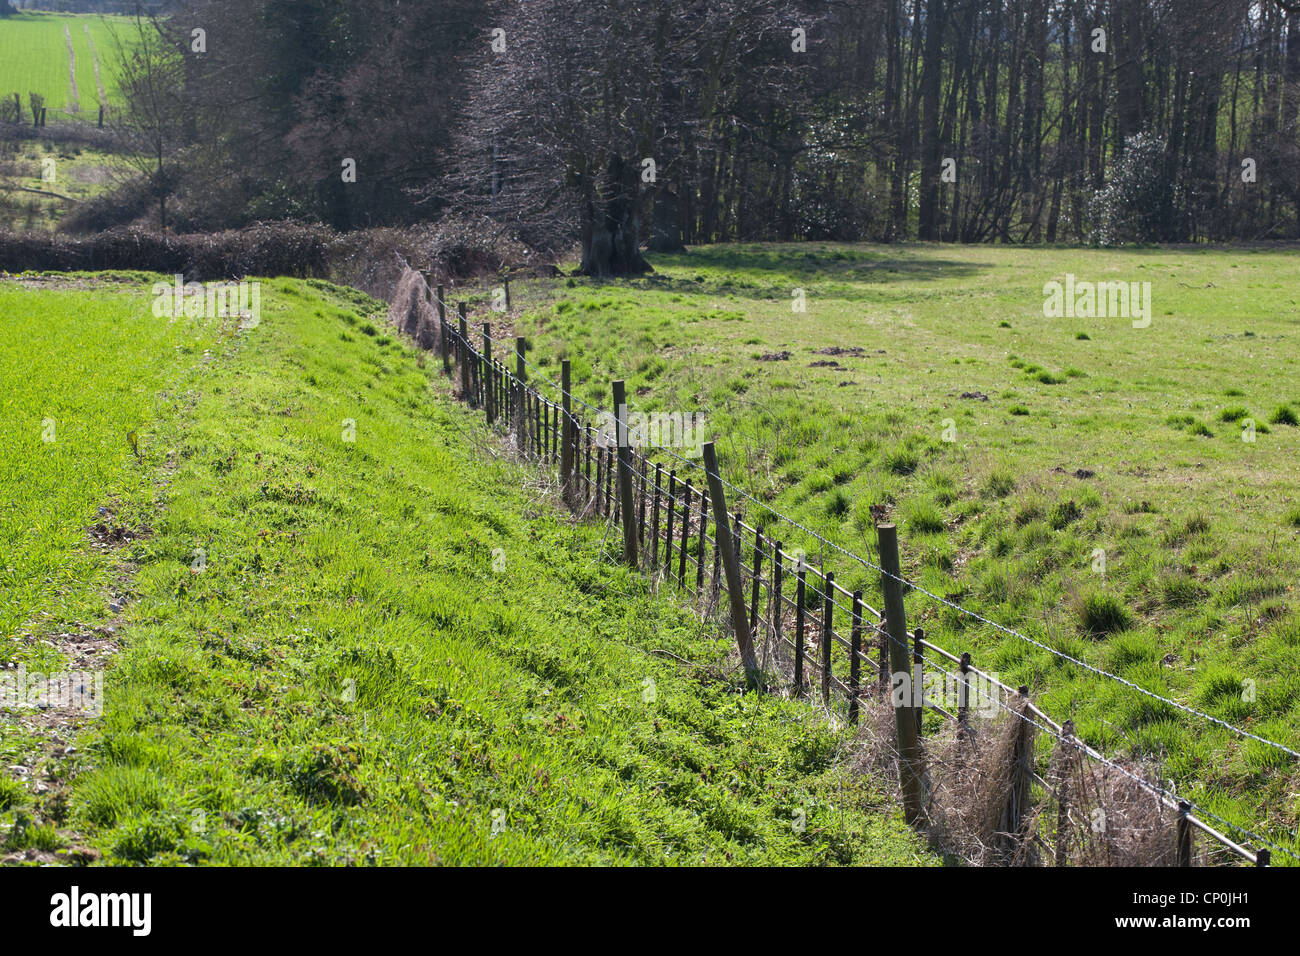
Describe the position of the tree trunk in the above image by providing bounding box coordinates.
[917,0,945,240]
[578,155,652,276]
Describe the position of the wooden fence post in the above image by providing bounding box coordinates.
[749,529,764,632]
[677,482,692,588]
[482,323,494,424]
[560,360,574,506]
[913,627,925,738]
[584,424,593,500]
[612,381,638,569]
[650,464,662,570]
[514,337,526,455]
[876,522,924,825]
[637,455,647,545]
[1055,719,1075,867]
[794,566,806,695]
[958,651,972,738]
[1176,800,1193,867]
[533,391,542,457]
[820,571,835,705]
[696,490,708,591]
[849,590,863,724]
[663,471,676,568]
[437,286,449,375]
[772,541,784,660]
[701,441,760,688]
[997,687,1036,863]
[457,304,472,404]
[503,275,511,311]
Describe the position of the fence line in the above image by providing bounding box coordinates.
[414,273,1293,867]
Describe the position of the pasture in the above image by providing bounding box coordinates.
[502,243,1300,853]
[0,11,125,116]
[0,274,932,865]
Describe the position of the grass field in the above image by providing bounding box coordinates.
[494,242,1300,856]
[0,11,126,115]
[0,273,933,865]
[0,139,117,230]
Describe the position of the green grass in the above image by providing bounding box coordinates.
[0,275,934,866]
[0,11,127,114]
[0,274,223,658]
[1,139,119,231]
[503,241,1300,858]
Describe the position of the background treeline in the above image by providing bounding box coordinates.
[36,1,1300,266]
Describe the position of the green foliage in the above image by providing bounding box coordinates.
[1089,132,1175,245]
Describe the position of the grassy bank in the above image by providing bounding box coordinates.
[0,273,934,866]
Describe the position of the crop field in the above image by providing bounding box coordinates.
[500,242,1300,855]
[0,12,126,115]
[0,274,933,865]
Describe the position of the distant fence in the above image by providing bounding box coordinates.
[409,268,1295,868]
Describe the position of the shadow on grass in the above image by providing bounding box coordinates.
[568,243,991,302]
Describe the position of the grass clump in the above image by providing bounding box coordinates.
[1074,591,1133,638]
[1269,404,1298,426]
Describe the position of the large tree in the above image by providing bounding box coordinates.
[451,0,811,274]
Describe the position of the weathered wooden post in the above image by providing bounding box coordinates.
[996,686,1036,862]
[612,380,638,569]
[849,590,864,724]
[794,565,807,695]
[1055,719,1075,866]
[696,490,708,591]
[877,522,924,825]
[913,626,925,738]
[437,286,450,375]
[664,470,677,571]
[749,528,764,633]
[560,360,574,506]
[457,304,471,403]
[958,651,972,738]
[678,482,692,588]
[772,541,784,659]
[820,571,835,705]
[1176,800,1193,867]
[514,337,527,455]
[650,464,662,570]
[701,441,760,688]
[482,323,494,424]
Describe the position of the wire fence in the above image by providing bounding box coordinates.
[404,267,1296,867]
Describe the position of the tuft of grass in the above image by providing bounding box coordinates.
[1269,404,1298,426]
[904,499,945,535]
[0,777,28,810]
[983,470,1015,499]
[883,446,919,476]
[1075,332,1090,340]
[1219,405,1249,423]
[1074,591,1133,638]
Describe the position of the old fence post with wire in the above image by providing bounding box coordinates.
[702,441,760,688]
[877,521,925,825]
